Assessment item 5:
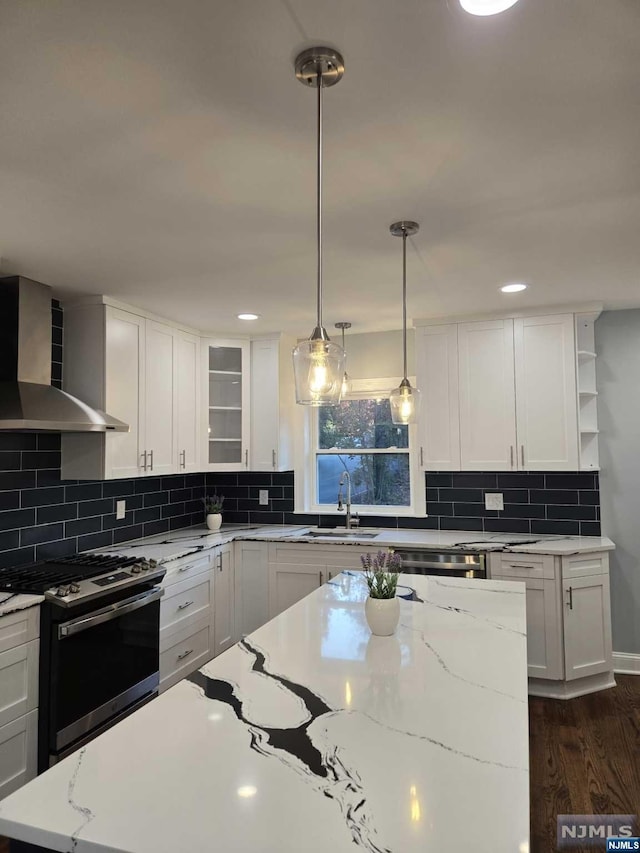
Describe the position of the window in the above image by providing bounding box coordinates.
[314,397,412,510]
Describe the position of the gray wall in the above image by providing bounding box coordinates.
[596,309,640,656]
[344,329,415,380]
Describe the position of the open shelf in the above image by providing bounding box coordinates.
[577,350,597,360]
[579,389,598,397]
[209,370,242,376]
[209,406,241,411]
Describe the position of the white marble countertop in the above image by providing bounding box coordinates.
[93,523,615,564]
[0,571,530,853]
[0,592,44,618]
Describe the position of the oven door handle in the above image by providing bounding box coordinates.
[58,587,164,639]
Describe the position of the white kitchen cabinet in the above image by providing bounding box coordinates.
[175,330,200,473]
[458,319,517,470]
[269,561,324,620]
[234,541,270,639]
[202,339,250,471]
[0,607,39,800]
[62,300,201,479]
[144,320,176,475]
[489,550,614,697]
[250,336,296,471]
[213,544,235,656]
[514,314,578,470]
[563,573,613,681]
[415,324,460,470]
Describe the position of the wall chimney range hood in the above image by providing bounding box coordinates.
[0,276,128,433]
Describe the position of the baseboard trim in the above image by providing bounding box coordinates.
[528,671,616,700]
[613,651,640,675]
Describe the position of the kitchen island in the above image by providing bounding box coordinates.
[0,571,529,853]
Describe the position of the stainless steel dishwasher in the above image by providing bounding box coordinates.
[394,549,486,579]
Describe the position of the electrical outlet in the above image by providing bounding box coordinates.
[259,489,269,506]
[116,500,126,520]
[484,493,504,511]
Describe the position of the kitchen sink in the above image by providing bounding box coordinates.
[304,528,380,539]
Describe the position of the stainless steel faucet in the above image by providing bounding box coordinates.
[337,472,359,529]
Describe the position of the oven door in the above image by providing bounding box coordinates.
[50,586,162,756]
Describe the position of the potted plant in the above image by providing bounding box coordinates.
[202,494,225,531]
[360,550,402,636]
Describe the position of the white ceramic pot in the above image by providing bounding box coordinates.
[206,513,222,532]
[365,596,400,637]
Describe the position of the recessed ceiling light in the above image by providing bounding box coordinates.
[237,785,257,798]
[460,0,521,15]
[237,313,259,321]
[501,283,528,293]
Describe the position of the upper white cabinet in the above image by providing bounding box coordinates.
[62,301,200,480]
[202,340,250,471]
[415,324,460,470]
[417,311,582,471]
[458,319,517,471]
[514,314,578,470]
[250,336,296,472]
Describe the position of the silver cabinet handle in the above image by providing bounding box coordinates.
[177,600,194,611]
[328,571,333,581]
[510,446,514,469]
[180,449,186,469]
[566,586,573,610]
[272,449,276,469]
[520,445,525,468]
[149,449,154,471]
[177,648,193,661]
[420,446,424,467]
[245,449,248,468]
[141,450,148,472]
[178,562,197,573]
[218,554,223,572]
[507,564,536,570]
[319,570,323,586]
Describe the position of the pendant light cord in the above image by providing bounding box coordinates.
[316,67,323,330]
[402,228,408,381]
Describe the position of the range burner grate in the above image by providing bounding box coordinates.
[0,554,141,595]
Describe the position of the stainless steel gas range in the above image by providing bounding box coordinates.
[0,553,165,771]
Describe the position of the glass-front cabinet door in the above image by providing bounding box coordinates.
[202,339,250,470]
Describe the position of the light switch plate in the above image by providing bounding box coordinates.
[485,493,504,511]
[259,490,269,506]
[116,500,126,520]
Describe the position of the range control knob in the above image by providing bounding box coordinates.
[56,586,70,597]
[130,564,142,574]
[69,583,81,594]
[148,559,158,568]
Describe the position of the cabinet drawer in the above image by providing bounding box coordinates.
[0,640,39,729]
[562,552,609,580]
[163,552,213,585]
[0,709,37,801]
[160,618,211,693]
[491,553,555,580]
[0,607,40,654]
[160,573,212,634]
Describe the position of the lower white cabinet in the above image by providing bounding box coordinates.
[490,550,613,697]
[0,606,39,800]
[213,545,235,657]
[269,561,324,620]
[159,544,235,693]
[235,541,270,639]
[563,573,613,681]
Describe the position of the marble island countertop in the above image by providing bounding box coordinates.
[92,522,615,565]
[0,571,530,853]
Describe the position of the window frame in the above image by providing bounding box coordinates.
[296,377,426,518]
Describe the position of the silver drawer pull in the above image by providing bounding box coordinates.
[177,648,194,661]
[178,563,196,573]
[177,600,194,611]
[508,564,536,570]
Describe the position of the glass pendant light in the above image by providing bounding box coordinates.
[335,322,352,398]
[389,221,421,425]
[292,47,346,406]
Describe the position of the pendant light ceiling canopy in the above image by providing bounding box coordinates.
[389,221,421,425]
[292,47,346,407]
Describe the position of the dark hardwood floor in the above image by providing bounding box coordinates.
[1,676,638,853]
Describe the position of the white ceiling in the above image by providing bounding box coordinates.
[0,0,639,336]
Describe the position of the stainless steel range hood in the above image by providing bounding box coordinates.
[0,276,128,432]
